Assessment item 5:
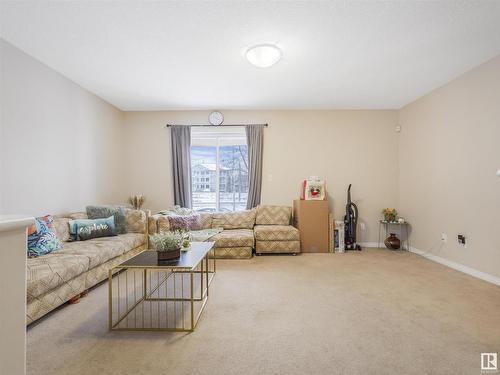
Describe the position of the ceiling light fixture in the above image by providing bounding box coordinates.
[245,44,282,68]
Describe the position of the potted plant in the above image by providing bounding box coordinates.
[149,231,183,261]
[382,208,398,222]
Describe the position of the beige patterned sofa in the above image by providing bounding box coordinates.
[148,205,300,259]
[26,209,148,324]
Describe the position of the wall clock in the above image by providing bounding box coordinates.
[208,111,224,126]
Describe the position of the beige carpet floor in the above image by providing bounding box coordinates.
[27,249,500,375]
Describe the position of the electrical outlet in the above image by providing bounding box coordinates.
[441,233,448,243]
[360,222,366,231]
[457,234,467,247]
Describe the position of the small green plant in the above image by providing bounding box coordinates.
[150,231,183,252]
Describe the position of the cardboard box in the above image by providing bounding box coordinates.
[293,200,329,253]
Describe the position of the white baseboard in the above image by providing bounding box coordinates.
[409,247,500,287]
[359,242,380,248]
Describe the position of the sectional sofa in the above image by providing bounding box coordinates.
[26,209,148,324]
[27,205,298,323]
[148,205,301,259]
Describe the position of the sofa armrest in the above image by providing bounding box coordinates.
[148,215,158,235]
[148,214,171,234]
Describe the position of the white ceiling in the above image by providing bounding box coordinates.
[2,1,500,110]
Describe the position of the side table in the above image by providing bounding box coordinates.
[378,221,411,251]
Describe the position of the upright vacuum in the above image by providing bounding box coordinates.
[344,184,361,251]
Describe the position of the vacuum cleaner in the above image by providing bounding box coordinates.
[344,184,361,251]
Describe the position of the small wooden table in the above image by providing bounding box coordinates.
[108,242,215,332]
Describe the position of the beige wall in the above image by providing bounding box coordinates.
[3,36,497,278]
[123,110,399,243]
[398,55,500,278]
[0,39,126,216]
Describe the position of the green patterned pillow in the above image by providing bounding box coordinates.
[86,205,126,234]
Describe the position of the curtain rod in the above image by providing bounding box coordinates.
[165,123,268,128]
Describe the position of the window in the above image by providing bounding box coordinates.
[191,127,248,212]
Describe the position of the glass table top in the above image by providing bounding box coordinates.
[116,241,214,270]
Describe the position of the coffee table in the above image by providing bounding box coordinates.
[108,241,215,332]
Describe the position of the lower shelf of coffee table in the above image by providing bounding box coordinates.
[109,256,215,332]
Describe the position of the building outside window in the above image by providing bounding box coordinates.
[191,127,248,211]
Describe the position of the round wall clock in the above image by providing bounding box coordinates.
[208,111,224,126]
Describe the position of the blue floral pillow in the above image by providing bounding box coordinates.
[27,215,62,258]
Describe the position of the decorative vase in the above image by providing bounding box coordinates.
[157,248,181,261]
[384,233,401,250]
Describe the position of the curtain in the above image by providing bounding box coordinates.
[170,125,192,208]
[245,124,264,209]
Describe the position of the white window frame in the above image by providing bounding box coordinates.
[191,127,247,211]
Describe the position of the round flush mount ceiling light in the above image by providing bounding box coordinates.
[245,44,282,68]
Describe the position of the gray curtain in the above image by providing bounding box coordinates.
[170,125,192,208]
[245,124,264,209]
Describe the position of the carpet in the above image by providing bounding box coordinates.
[27,249,500,375]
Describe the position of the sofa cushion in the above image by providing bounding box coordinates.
[92,233,146,252]
[157,215,171,233]
[68,212,88,220]
[56,233,144,268]
[27,253,90,301]
[254,225,300,241]
[209,246,253,259]
[53,217,71,242]
[210,229,255,248]
[148,215,158,235]
[199,213,213,229]
[212,210,256,230]
[56,241,112,268]
[125,209,147,233]
[256,240,301,254]
[255,205,291,225]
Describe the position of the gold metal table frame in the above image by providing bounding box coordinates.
[108,243,215,332]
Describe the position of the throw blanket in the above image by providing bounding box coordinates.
[159,205,196,216]
[189,228,223,242]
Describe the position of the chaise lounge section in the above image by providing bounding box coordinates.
[254,206,300,255]
[26,209,148,324]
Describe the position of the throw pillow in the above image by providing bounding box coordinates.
[53,217,71,242]
[211,209,256,230]
[255,205,292,225]
[168,214,202,231]
[69,216,117,241]
[86,205,127,234]
[27,215,62,258]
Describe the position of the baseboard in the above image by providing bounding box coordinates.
[409,246,500,287]
[358,242,379,248]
